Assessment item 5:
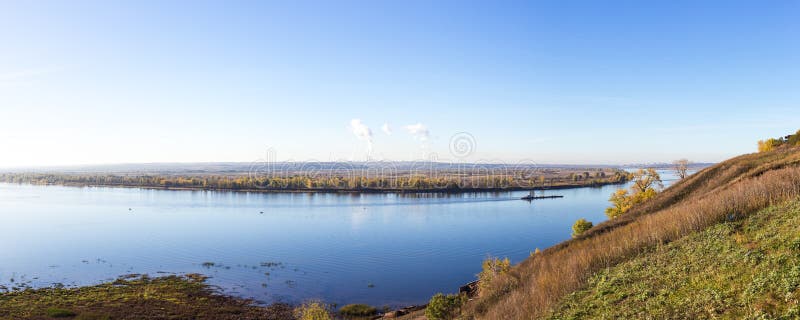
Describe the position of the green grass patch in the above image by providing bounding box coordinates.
[0,274,293,320]
[45,307,77,318]
[548,199,800,319]
[74,313,111,320]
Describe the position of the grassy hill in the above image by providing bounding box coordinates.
[547,199,800,319]
[463,145,800,319]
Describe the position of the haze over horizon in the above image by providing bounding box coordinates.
[1,1,798,168]
[0,160,712,172]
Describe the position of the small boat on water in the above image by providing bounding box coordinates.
[521,190,564,201]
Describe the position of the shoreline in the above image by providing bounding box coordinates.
[0,179,628,194]
[0,274,296,320]
[0,272,445,319]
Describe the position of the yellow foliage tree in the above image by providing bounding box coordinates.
[571,218,593,238]
[605,168,662,219]
[758,138,782,152]
[605,189,632,219]
[630,168,663,193]
[478,257,511,297]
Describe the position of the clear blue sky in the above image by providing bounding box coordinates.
[1,0,798,167]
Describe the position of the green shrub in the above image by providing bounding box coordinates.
[788,129,800,146]
[571,218,593,238]
[294,301,332,320]
[45,307,77,318]
[425,293,466,320]
[75,313,111,320]
[339,303,377,316]
[477,256,513,298]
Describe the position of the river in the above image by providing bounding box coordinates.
[0,170,683,307]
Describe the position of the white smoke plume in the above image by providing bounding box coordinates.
[381,122,392,135]
[349,119,373,155]
[404,123,429,141]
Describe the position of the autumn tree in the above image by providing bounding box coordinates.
[673,159,689,179]
[571,218,593,238]
[788,129,800,146]
[596,171,606,178]
[631,168,663,194]
[604,189,632,219]
[477,257,511,297]
[605,168,662,219]
[758,138,782,152]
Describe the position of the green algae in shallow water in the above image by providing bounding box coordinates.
[0,274,294,320]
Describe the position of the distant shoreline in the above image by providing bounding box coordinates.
[0,179,628,194]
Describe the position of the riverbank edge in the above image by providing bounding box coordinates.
[0,272,437,320]
[0,179,628,194]
[0,273,295,320]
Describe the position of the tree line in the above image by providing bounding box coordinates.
[758,129,800,152]
[573,167,667,237]
[0,170,630,192]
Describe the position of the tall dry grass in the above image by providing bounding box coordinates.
[466,148,800,319]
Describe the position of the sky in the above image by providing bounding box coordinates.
[1,0,798,167]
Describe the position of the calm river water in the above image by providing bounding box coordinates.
[0,171,681,307]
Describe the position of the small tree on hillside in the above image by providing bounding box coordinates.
[571,218,593,238]
[426,293,467,320]
[631,168,663,193]
[673,159,690,179]
[788,129,800,146]
[758,138,782,152]
[477,257,511,297]
[605,189,632,219]
[605,168,663,219]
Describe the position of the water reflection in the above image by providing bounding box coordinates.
[0,169,690,307]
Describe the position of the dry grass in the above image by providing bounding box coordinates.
[464,146,800,319]
[548,199,800,319]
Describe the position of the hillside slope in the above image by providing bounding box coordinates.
[548,199,800,319]
[465,146,800,319]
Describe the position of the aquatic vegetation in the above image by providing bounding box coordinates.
[294,301,332,320]
[0,274,293,319]
[338,303,377,316]
[260,261,283,268]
